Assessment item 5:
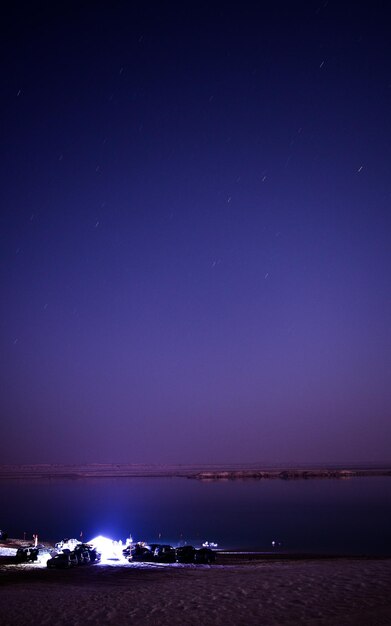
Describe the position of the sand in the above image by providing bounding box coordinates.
[1,553,391,626]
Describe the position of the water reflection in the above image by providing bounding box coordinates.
[1,477,390,555]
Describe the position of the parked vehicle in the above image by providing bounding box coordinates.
[87,546,101,563]
[129,543,154,562]
[47,551,78,569]
[175,546,196,563]
[62,549,78,566]
[0,529,8,541]
[153,545,176,563]
[46,543,99,568]
[194,547,215,564]
[16,546,39,562]
[15,545,51,563]
[75,545,91,565]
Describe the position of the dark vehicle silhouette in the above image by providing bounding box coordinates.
[175,546,196,563]
[129,544,154,562]
[16,546,39,562]
[75,545,91,565]
[0,530,8,541]
[15,545,50,563]
[153,545,176,563]
[87,546,101,563]
[74,543,101,565]
[61,549,78,564]
[127,543,165,562]
[194,547,215,564]
[47,551,78,569]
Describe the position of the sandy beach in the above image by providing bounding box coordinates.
[1,547,391,626]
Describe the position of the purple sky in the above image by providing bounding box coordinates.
[1,1,390,465]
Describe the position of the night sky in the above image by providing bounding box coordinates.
[1,1,390,465]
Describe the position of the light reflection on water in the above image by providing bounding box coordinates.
[1,477,390,555]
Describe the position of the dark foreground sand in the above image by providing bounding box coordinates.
[1,555,391,626]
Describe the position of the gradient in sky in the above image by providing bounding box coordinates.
[1,1,390,464]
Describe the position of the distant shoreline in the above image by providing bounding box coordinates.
[1,463,390,480]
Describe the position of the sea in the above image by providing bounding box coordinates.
[1,476,390,556]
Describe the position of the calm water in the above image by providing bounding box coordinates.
[1,477,390,555]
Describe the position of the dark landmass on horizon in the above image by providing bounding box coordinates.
[1,463,390,481]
